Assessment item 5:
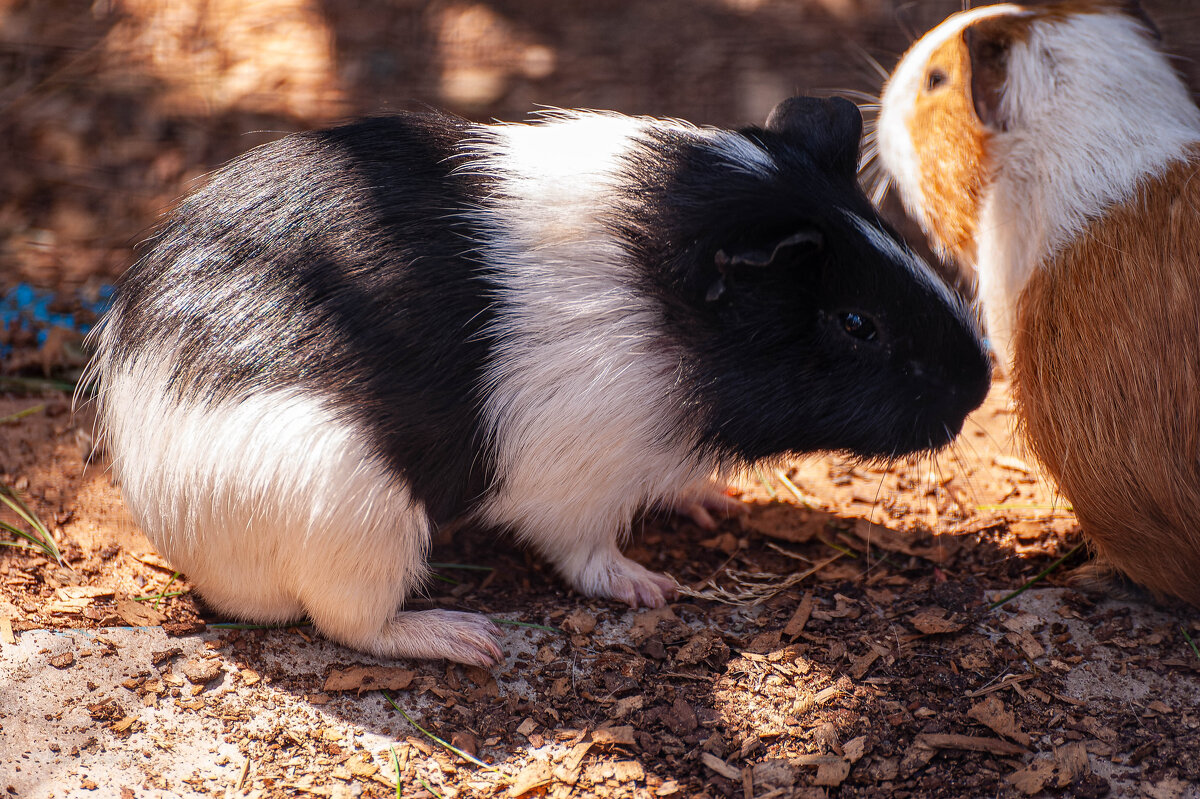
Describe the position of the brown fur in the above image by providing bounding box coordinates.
[1013,151,1200,606]
[907,33,992,265]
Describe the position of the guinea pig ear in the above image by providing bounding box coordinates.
[1120,0,1162,41]
[963,18,1016,131]
[765,96,862,177]
[709,228,823,301]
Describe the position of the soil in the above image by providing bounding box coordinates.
[2,1,1200,797]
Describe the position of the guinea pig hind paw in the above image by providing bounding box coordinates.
[675,491,750,530]
[580,553,678,609]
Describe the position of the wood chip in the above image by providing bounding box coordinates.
[49,651,75,668]
[130,551,174,570]
[112,715,137,734]
[916,733,1027,756]
[814,759,851,787]
[323,666,415,694]
[346,754,378,778]
[993,455,1033,474]
[591,725,635,747]
[783,591,814,637]
[0,617,15,645]
[700,751,741,781]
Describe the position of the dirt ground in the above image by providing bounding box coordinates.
[3,1,1200,797]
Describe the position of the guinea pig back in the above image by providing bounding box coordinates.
[87,98,989,664]
[1015,150,1200,607]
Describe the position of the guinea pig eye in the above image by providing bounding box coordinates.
[924,68,948,92]
[840,312,878,342]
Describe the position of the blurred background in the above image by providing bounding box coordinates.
[1,0,1198,299]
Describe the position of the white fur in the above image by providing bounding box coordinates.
[976,11,1200,362]
[92,345,502,665]
[462,112,734,607]
[881,5,1200,364]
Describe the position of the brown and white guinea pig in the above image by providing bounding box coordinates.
[877,1,1200,606]
[84,97,990,666]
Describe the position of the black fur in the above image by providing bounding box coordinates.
[610,98,991,462]
[105,114,498,523]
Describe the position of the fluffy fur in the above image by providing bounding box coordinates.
[88,99,990,665]
[877,1,1200,606]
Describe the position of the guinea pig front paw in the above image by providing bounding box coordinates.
[367,610,504,668]
[573,549,678,609]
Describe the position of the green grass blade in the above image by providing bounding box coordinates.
[0,404,44,425]
[389,745,402,799]
[1183,626,1200,662]
[384,693,499,772]
[989,541,1086,610]
[416,773,444,798]
[0,490,61,563]
[490,617,561,633]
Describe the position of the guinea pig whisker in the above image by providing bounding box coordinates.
[869,174,892,208]
[846,43,892,84]
[833,88,883,106]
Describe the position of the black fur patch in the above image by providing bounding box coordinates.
[609,117,991,463]
[105,114,497,523]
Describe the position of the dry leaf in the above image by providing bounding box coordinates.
[742,504,826,543]
[916,733,1027,756]
[630,606,675,640]
[130,551,174,570]
[323,666,415,693]
[591,725,635,747]
[507,761,552,798]
[562,609,596,635]
[182,658,222,685]
[909,607,965,635]
[114,598,165,627]
[968,696,1032,746]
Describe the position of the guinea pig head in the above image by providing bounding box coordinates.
[876,4,1032,267]
[877,1,1164,268]
[617,96,992,464]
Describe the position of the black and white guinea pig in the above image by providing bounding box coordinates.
[87,97,990,666]
[877,2,1200,607]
